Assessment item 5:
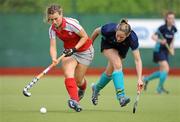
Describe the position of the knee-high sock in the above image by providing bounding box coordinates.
[65,78,79,102]
[144,71,161,83]
[95,72,112,94]
[157,71,168,89]
[112,71,125,99]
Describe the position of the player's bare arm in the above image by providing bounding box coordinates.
[152,33,167,45]
[91,27,101,42]
[132,49,143,86]
[50,38,58,64]
[75,28,88,50]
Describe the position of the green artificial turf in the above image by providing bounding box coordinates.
[0,75,179,122]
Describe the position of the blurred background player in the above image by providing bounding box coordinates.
[46,4,94,112]
[90,19,143,107]
[143,11,177,94]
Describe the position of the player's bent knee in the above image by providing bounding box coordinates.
[76,81,82,86]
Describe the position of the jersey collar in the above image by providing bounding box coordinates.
[60,18,66,29]
[52,17,66,30]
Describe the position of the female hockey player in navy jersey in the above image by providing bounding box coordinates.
[143,11,177,94]
[91,19,143,107]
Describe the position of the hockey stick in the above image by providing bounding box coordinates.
[158,31,174,55]
[23,54,65,97]
[133,84,143,114]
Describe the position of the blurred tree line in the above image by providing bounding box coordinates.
[0,0,179,17]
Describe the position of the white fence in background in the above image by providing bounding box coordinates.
[129,19,180,48]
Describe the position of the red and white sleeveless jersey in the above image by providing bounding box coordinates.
[49,17,92,52]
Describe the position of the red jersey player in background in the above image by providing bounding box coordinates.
[46,4,94,112]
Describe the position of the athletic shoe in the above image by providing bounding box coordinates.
[91,83,99,105]
[161,87,169,94]
[143,76,149,91]
[78,89,85,101]
[157,87,169,94]
[119,96,130,107]
[68,99,82,112]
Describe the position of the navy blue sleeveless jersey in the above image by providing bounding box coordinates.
[154,24,177,52]
[153,24,177,63]
[100,23,139,58]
